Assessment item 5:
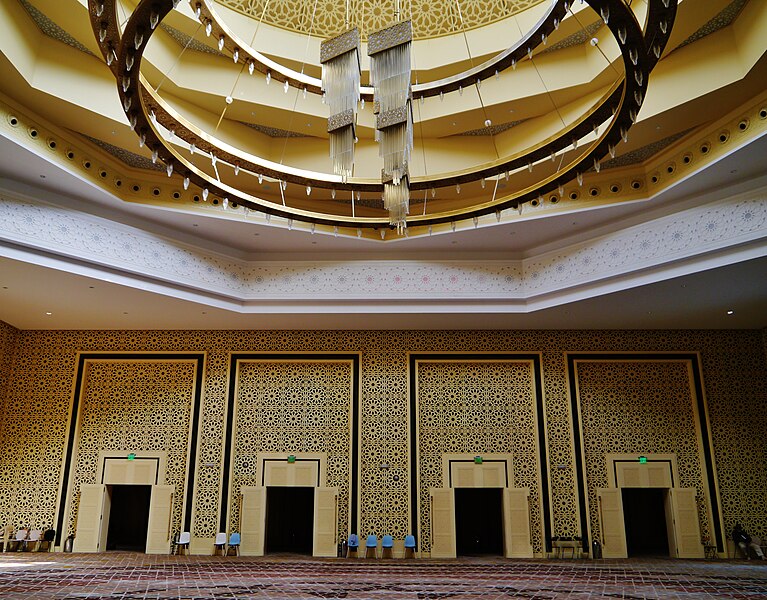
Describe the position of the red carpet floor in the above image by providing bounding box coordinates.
[0,553,765,599]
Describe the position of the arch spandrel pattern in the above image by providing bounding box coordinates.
[416,361,544,554]
[0,328,764,545]
[576,361,711,545]
[67,361,197,537]
[217,0,543,41]
[230,361,353,536]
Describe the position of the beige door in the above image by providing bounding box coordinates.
[240,486,266,556]
[503,487,533,558]
[73,484,107,552]
[429,488,456,558]
[145,485,174,554]
[667,488,704,558]
[597,488,627,558]
[312,487,338,557]
[99,487,113,553]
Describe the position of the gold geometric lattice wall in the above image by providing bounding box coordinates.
[66,360,197,538]
[229,360,354,537]
[575,359,712,546]
[415,360,545,554]
[1,327,764,550]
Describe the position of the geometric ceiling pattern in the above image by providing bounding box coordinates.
[217,0,547,40]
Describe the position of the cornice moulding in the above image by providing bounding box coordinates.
[0,184,764,312]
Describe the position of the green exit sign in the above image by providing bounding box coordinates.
[638,456,647,464]
[127,453,136,461]
[287,455,296,463]
[474,456,483,464]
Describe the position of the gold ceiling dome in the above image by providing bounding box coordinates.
[215,0,549,41]
[89,0,678,234]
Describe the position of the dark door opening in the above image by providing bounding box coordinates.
[266,486,314,554]
[106,485,152,552]
[454,487,503,556]
[622,487,669,557]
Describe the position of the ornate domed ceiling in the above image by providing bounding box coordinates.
[0,0,764,243]
[216,0,547,40]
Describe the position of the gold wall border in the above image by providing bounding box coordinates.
[57,352,206,548]
[408,352,552,556]
[223,353,361,541]
[567,352,725,554]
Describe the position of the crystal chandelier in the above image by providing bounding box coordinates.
[368,20,413,233]
[320,29,361,182]
[97,0,679,237]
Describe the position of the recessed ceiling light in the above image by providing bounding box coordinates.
[45,311,52,315]
[727,310,734,315]
[89,286,95,289]
[40,174,46,179]
[123,311,128,315]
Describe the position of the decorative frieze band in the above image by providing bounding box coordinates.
[0,183,764,304]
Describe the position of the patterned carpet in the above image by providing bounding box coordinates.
[0,554,765,599]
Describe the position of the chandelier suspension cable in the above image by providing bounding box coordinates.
[567,3,623,78]
[116,0,131,30]
[214,0,274,131]
[509,13,569,173]
[278,0,320,169]
[153,22,202,94]
[509,2,622,174]
[453,0,501,166]
[407,0,431,217]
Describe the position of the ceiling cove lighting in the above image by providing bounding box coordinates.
[91,0,677,235]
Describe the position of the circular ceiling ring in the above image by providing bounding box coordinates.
[194,0,570,101]
[92,0,677,229]
[137,73,623,194]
